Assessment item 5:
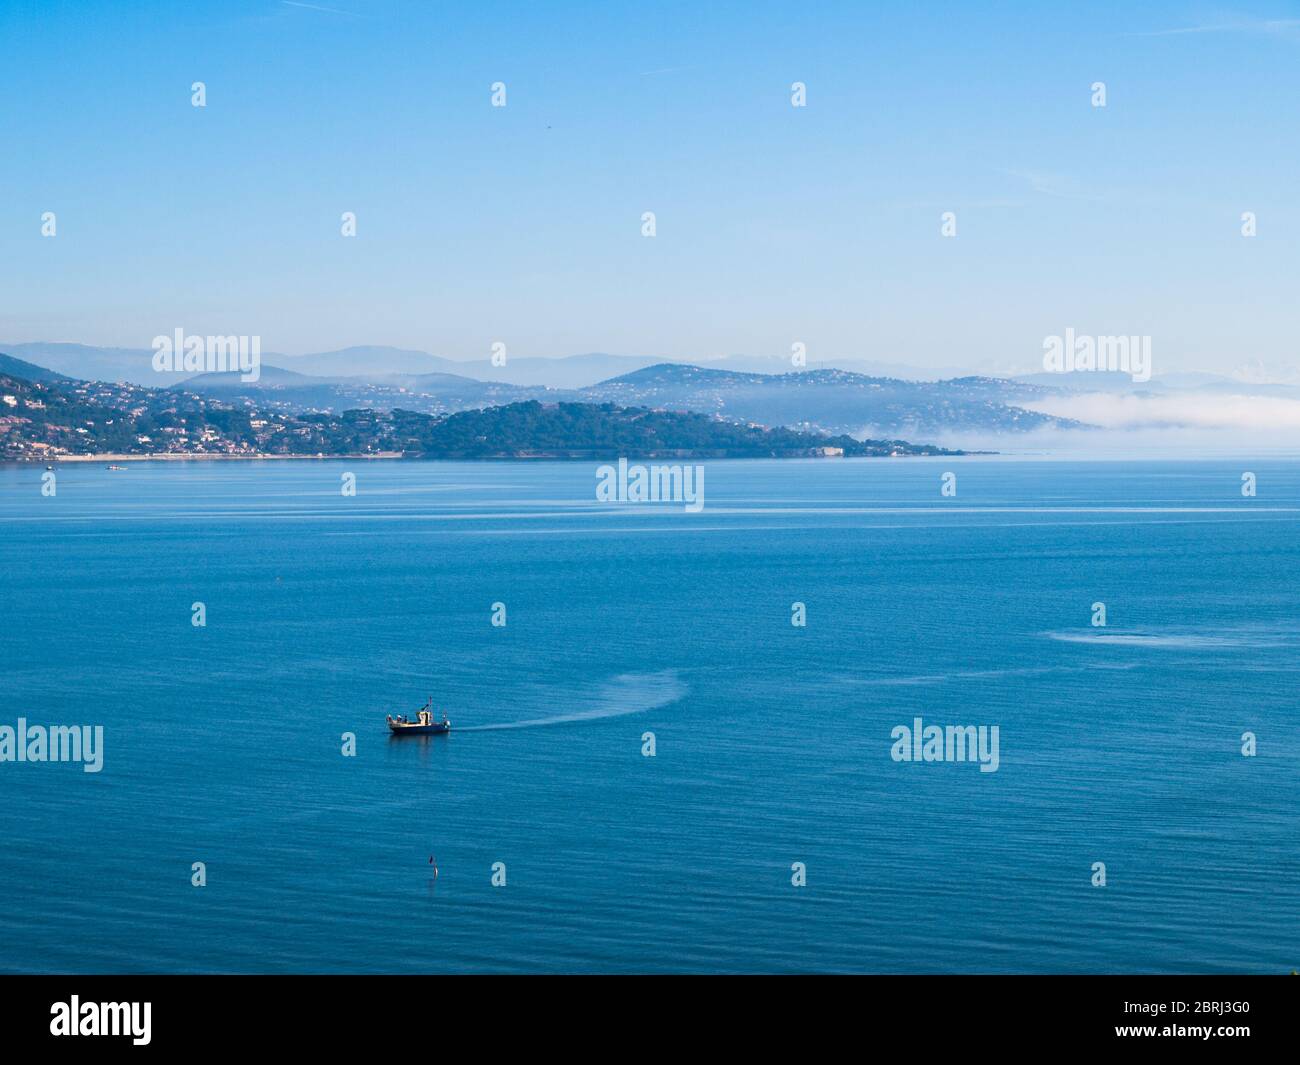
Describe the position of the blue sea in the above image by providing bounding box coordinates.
[0,457,1297,973]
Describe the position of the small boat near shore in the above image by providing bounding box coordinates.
[388,697,450,735]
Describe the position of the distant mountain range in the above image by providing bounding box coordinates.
[173,360,1089,436]
[277,348,674,387]
[579,365,1091,436]
[270,348,964,388]
[9,341,1298,394]
[0,354,961,460]
[0,342,993,389]
[175,363,556,415]
[0,343,763,389]
[10,342,1300,440]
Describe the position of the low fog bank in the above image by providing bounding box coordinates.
[1020,391,1300,434]
[853,387,1300,457]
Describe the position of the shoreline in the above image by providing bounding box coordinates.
[9,450,970,464]
[32,452,406,463]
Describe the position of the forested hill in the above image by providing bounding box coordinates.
[368,401,962,457]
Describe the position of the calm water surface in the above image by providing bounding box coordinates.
[0,458,1296,972]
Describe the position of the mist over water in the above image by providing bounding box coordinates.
[0,458,1296,973]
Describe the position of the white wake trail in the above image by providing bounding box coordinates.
[456,671,685,732]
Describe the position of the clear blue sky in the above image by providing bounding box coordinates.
[2,0,1298,375]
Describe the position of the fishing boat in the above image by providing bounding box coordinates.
[387,697,450,735]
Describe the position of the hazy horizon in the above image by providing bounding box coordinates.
[4,1,1299,382]
[5,337,1300,385]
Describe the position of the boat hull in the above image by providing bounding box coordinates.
[388,722,450,735]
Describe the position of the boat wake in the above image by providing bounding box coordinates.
[456,671,686,732]
[1041,626,1292,650]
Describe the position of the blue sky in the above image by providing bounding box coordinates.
[2,0,1298,375]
